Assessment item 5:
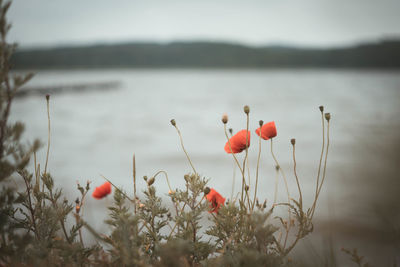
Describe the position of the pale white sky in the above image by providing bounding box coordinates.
[8,0,400,48]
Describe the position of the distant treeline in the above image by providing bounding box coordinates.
[11,40,400,69]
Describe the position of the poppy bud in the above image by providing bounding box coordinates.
[222,113,228,124]
[325,113,331,121]
[228,128,233,135]
[275,165,280,171]
[204,187,211,195]
[147,177,155,186]
[259,120,263,126]
[263,200,267,208]
[291,138,296,145]
[170,119,176,126]
[243,105,250,114]
[245,185,249,191]
[143,176,148,181]
[75,204,80,213]
[319,106,324,112]
[46,94,50,101]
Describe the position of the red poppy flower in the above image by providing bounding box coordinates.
[224,130,251,154]
[206,188,226,213]
[92,181,112,199]
[255,121,277,140]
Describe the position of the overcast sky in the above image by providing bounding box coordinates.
[7,0,400,48]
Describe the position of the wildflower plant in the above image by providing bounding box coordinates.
[0,1,335,266]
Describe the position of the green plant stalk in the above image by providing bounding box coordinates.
[315,109,325,204]
[252,130,262,211]
[133,153,137,215]
[243,113,251,210]
[44,97,50,174]
[311,120,330,220]
[173,124,197,176]
[292,143,303,210]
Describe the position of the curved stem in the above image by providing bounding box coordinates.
[44,97,51,174]
[315,110,325,203]
[311,120,330,220]
[173,125,197,176]
[252,130,262,210]
[153,170,172,192]
[270,139,291,204]
[224,124,247,205]
[292,144,303,210]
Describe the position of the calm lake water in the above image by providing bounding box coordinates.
[9,69,400,263]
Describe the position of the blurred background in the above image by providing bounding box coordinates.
[8,0,400,265]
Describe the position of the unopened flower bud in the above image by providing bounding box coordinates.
[243,105,250,114]
[325,113,331,121]
[275,165,280,171]
[143,176,148,181]
[291,138,296,145]
[147,177,155,186]
[222,113,228,124]
[228,128,233,135]
[263,200,267,208]
[319,105,324,112]
[46,94,50,101]
[170,119,176,126]
[245,185,249,191]
[204,187,211,195]
[259,120,264,126]
[75,197,80,204]
[75,204,80,213]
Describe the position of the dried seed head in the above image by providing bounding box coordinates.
[184,174,190,183]
[325,113,331,121]
[319,105,324,112]
[143,176,148,181]
[147,177,155,186]
[170,119,176,126]
[204,187,211,195]
[222,113,228,124]
[291,138,296,145]
[75,198,80,204]
[228,128,233,135]
[275,165,280,171]
[243,105,250,114]
[259,120,264,126]
[46,94,50,101]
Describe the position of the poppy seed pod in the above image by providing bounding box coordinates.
[204,187,211,195]
[222,113,228,124]
[291,138,296,145]
[170,119,176,126]
[147,177,155,186]
[319,105,324,112]
[46,94,50,101]
[243,105,250,114]
[325,113,331,121]
[259,120,264,126]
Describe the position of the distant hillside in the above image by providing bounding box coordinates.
[11,40,400,69]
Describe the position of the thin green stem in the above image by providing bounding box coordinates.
[273,167,279,205]
[252,129,262,211]
[173,125,197,176]
[44,97,51,174]
[311,120,330,220]
[133,153,137,215]
[100,174,134,202]
[292,144,303,210]
[315,110,325,203]
[224,124,246,202]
